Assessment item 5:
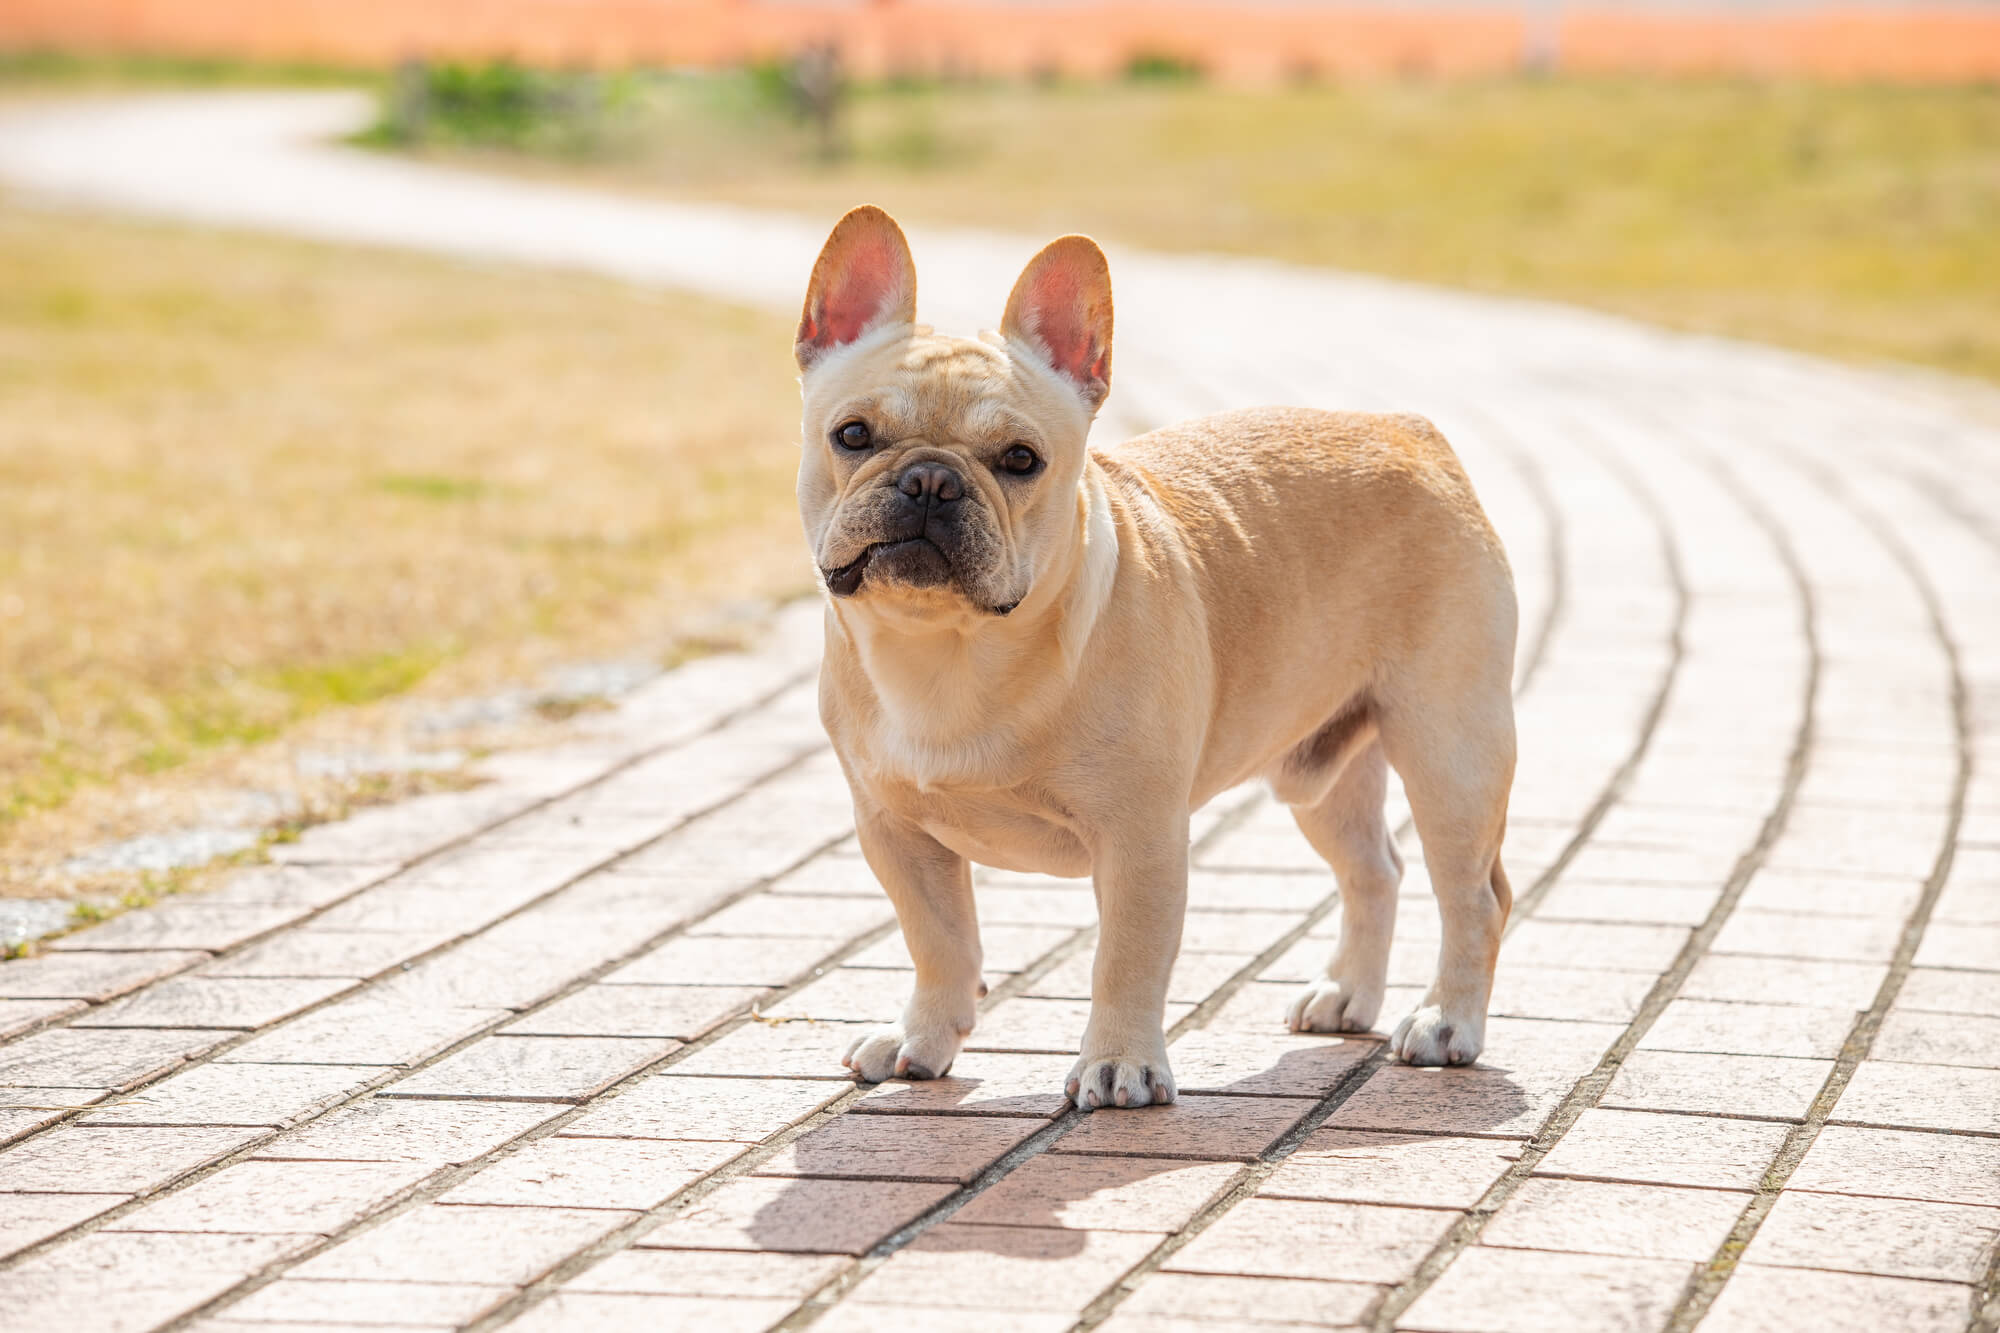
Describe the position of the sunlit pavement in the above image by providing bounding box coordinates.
[2,92,1997,1333]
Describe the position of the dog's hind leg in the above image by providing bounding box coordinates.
[1282,735,1402,1035]
[1375,676,1516,1067]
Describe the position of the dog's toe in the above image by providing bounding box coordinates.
[1286,979,1383,1034]
[842,1023,959,1084]
[1390,1005,1483,1066]
[1065,1053,1176,1110]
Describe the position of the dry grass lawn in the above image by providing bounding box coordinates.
[428,76,2000,384]
[0,203,808,891]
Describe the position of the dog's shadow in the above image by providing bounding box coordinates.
[746,1037,1531,1261]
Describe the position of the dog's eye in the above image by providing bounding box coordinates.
[998,444,1041,476]
[833,420,872,452]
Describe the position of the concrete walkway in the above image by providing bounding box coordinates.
[1,91,1997,1333]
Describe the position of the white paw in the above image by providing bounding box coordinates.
[1065,1050,1176,1110]
[842,1021,963,1083]
[1390,1005,1483,1066]
[1286,978,1383,1034]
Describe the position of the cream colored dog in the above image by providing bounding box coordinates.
[796,207,1516,1110]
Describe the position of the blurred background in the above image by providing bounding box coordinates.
[0,1,1994,926]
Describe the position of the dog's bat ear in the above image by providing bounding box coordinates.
[1001,235,1113,412]
[797,206,917,371]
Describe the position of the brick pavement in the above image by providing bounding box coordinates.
[1,93,1998,1332]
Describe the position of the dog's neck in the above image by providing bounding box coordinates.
[831,461,1118,790]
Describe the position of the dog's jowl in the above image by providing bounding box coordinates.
[795,206,1517,1109]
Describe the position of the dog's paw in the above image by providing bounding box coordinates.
[1390,1005,1483,1066]
[1285,978,1383,1034]
[1065,1050,1177,1110]
[841,1022,962,1083]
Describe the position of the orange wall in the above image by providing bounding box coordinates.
[1,0,1996,80]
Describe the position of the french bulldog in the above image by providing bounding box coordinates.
[795,206,1516,1109]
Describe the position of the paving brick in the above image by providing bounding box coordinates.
[1830,1060,2000,1134]
[1116,1271,1382,1327]
[5,1231,311,1333]
[1204,979,1343,1033]
[0,1087,108,1144]
[1791,1125,2000,1207]
[253,1097,562,1165]
[667,1019,872,1079]
[1264,1130,1520,1208]
[219,997,506,1066]
[203,928,450,980]
[1895,966,2000,1018]
[1486,966,1655,1024]
[1026,950,1254,1007]
[0,997,82,1040]
[567,1247,845,1297]
[1744,1189,2000,1283]
[968,998,1194,1054]
[0,950,209,1001]
[817,1305,1073,1333]
[46,902,301,953]
[768,857,897,897]
[850,1051,1076,1118]
[1184,870,1337,912]
[605,935,837,990]
[291,1203,632,1284]
[1702,1264,1974,1333]
[104,1159,432,1235]
[1602,1049,1833,1121]
[0,1125,268,1192]
[1679,954,1888,1010]
[1165,1198,1456,1283]
[755,1111,1036,1183]
[847,1222,1162,1312]
[1912,922,2000,971]
[1176,911,1310,956]
[563,1073,843,1142]
[223,1278,510,1327]
[0,1026,233,1090]
[1638,998,1856,1059]
[638,1176,954,1255]
[1056,1094,1317,1162]
[1397,1245,1694,1333]
[1481,1178,1749,1260]
[845,923,1075,973]
[1873,1008,2000,1068]
[955,1154,1241,1233]
[200,862,396,910]
[81,1062,378,1127]
[1711,910,1903,963]
[759,967,911,1023]
[441,1136,742,1209]
[503,1291,798,1333]
[1504,921,1690,974]
[0,1190,129,1260]
[1328,1065,1577,1140]
[688,893,895,939]
[1535,1109,1789,1189]
[1164,1031,1375,1098]
[1736,869,1923,919]
[75,976,356,1031]
[507,983,766,1039]
[383,1035,677,1102]
[1534,881,1720,926]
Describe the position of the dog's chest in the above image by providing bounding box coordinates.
[885,781,1092,879]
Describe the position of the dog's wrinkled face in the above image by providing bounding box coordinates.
[795,207,1112,627]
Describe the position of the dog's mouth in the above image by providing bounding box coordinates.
[822,539,1020,616]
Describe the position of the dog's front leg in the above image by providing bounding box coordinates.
[1070,824,1187,1110]
[843,807,982,1083]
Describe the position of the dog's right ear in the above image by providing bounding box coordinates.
[796,206,917,372]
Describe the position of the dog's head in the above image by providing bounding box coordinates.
[795,206,1112,626]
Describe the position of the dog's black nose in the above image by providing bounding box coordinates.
[897,461,963,506]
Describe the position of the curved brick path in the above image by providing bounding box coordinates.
[2,92,1998,1333]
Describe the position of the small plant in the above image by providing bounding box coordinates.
[1124,51,1204,83]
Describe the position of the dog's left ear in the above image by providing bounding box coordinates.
[1002,235,1113,412]
[797,205,918,371]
